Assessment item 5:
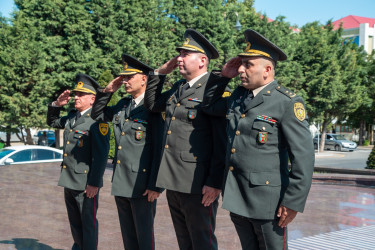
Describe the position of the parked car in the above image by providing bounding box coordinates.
[33,130,55,147]
[0,145,63,165]
[313,133,357,152]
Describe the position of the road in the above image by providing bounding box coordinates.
[314,146,372,169]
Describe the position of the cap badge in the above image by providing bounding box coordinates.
[123,62,128,70]
[77,82,84,88]
[183,38,190,46]
[245,42,251,52]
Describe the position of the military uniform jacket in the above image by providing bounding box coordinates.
[144,73,227,194]
[91,91,164,197]
[47,106,110,191]
[202,79,314,220]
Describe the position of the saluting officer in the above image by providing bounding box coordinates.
[202,29,315,250]
[91,54,163,250]
[47,74,110,250]
[144,29,227,250]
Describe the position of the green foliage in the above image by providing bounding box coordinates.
[363,140,370,146]
[1,0,375,148]
[366,146,375,169]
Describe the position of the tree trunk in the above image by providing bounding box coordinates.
[359,120,366,146]
[25,128,33,145]
[319,120,328,152]
[6,132,11,147]
[55,130,61,148]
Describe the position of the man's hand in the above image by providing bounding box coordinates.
[277,205,298,228]
[156,56,178,75]
[221,56,242,79]
[103,77,123,93]
[55,90,71,107]
[85,185,99,198]
[201,185,221,207]
[143,189,161,203]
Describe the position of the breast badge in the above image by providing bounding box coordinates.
[294,102,306,121]
[135,131,143,140]
[258,132,268,144]
[99,123,109,136]
[188,110,197,120]
[78,139,84,147]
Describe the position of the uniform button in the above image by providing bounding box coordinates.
[235,130,240,136]
[194,156,197,160]
[64,153,67,157]
[117,160,121,164]
[267,91,270,94]
[143,169,146,172]
[67,141,70,144]
[241,114,245,118]
[70,129,73,132]
[171,117,176,121]
[167,130,172,135]
[79,136,81,138]
[63,165,66,169]
[198,83,202,87]
[231,148,236,154]
[285,90,289,93]
[84,170,87,174]
[125,119,129,122]
[176,103,181,107]
[138,127,141,130]
[118,146,122,150]
[229,166,234,171]
[262,127,266,131]
[226,115,228,118]
[265,181,269,185]
[121,132,125,136]
[165,145,169,149]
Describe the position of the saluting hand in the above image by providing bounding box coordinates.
[103,76,123,93]
[221,56,242,79]
[156,56,179,75]
[55,90,71,107]
[143,189,161,203]
[277,205,298,228]
[85,185,99,198]
[201,185,221,207]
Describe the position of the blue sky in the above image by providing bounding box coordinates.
[1,0,374,27]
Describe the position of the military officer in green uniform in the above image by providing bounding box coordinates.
[144,29,227,250]
[201,29,315,250]
[91,54,163,250]
[47,74,110,250]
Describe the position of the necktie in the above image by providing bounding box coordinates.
[130,99,136,111]
[243,90,254,107]
[73,112,81,125]
[180,83,190,96]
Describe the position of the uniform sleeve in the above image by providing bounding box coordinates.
[91,90,116,122]
[87,122,111,188]
[146,112,165,193]
[46,104,69,129]
[144,73,174,113]
[280,97,315,212]
[204,115,227,189]
[201,72,231,117]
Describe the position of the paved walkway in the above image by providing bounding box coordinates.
[0,163,374,250]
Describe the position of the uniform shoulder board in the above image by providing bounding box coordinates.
[275,85,296,98]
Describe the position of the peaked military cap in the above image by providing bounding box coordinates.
[238,29,287,62]
[73,73,100,95]
[176,29,219,60]
[119,54,154,76]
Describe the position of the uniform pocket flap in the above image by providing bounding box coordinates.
[252,121,275,134]
[131,123,146,131]
[74,165,89,174]
[249,172,281,186]
[180,151,198,163]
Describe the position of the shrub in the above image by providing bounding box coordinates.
[366,146,375,169]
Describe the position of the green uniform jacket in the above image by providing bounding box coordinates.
[47,106,110,191]
[91,91,164,197]
[144,73,227,194]
[203,78,314,220]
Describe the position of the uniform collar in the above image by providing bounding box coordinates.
[132,92,145,107]
[187,71,208,88]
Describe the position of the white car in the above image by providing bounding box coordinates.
[0,145,63,165]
